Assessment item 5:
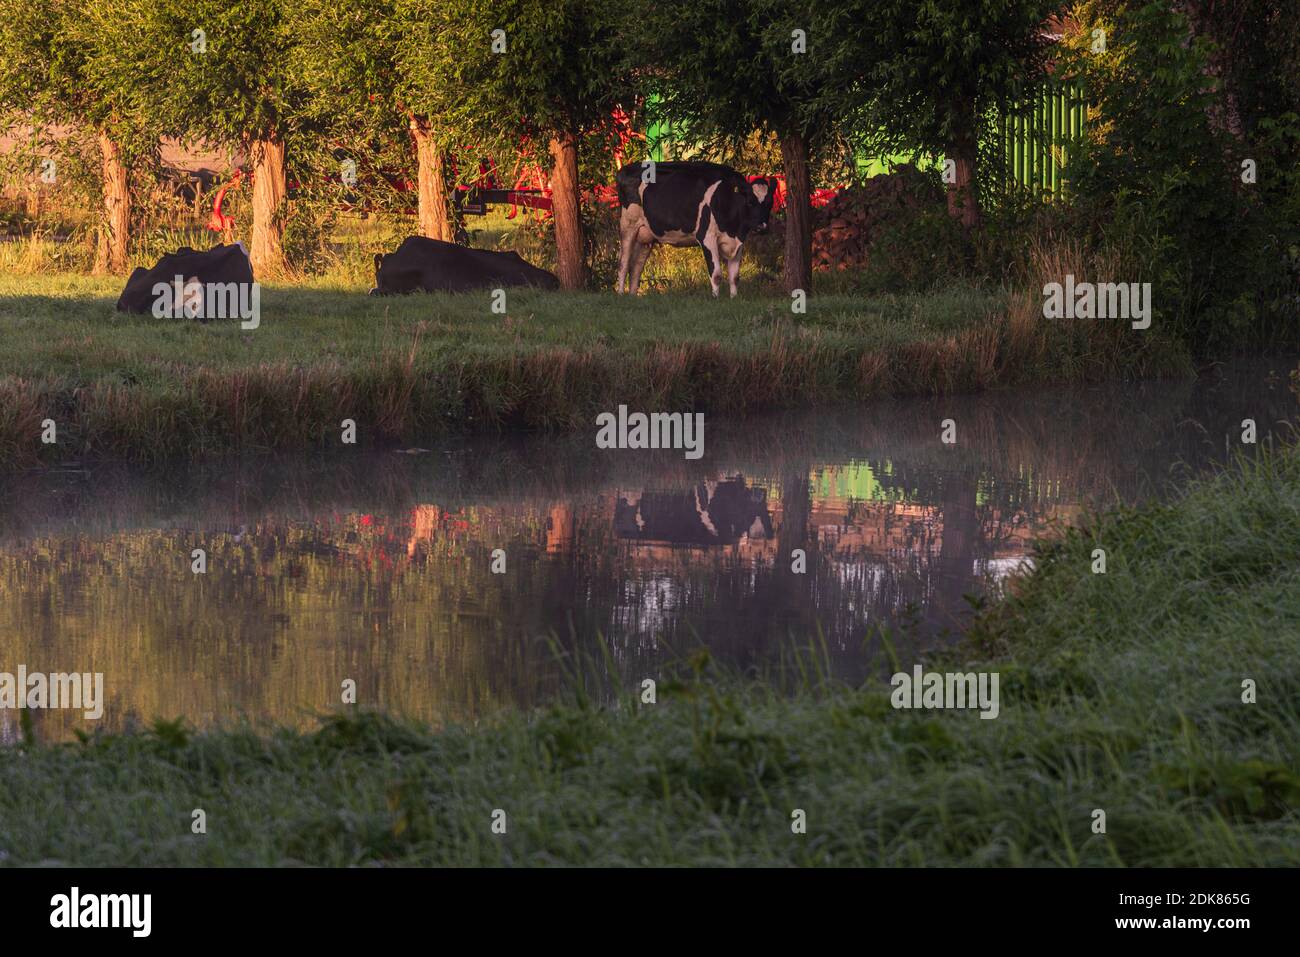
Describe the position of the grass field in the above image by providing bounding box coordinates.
[0,264,1190,466]
[1,442,1295,866]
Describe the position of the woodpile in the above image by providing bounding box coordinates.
[812,164,943,271]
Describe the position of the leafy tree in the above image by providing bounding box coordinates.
[1060,1,1298,350]
[1172,0,1300,141]
[850,0,1053,228]
[290,0,455,242]
[633,0,853,293]
[96,0,314,275]
[397,0,636,289]
[0,0,158,272]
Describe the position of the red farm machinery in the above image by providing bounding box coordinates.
[205,109,838,243]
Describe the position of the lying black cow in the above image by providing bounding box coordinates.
[116,242,256,319]
[371,236,559,295]
[615,161,775,297]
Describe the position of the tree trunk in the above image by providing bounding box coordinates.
[410,117,453,241]
[249,134,288,276]
[771,463,815,645]
[946,126,980,229]
[548,132,584,290]
[93,131,130,275]
[779,131,812,294]
[933,467,980,633]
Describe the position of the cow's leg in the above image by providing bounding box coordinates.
[616,207,640,294]
[699,244,717,297]
[701,236,723,297]
[694,204,723,298]
[727,244,743,298]
[629,241,654,294]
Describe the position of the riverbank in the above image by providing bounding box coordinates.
[2,441,1295,866]
[0,274,1192,467]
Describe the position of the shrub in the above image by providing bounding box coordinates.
[1058,1,1300,352]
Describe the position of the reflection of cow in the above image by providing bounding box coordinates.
[615,477,772,546]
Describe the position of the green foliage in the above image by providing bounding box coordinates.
[530,704,609,770]
[849,0,1054,158]
[0,0,149,148]
[149,717,190,749]
[0,128,103,232]
[395,0,634,152]
[312,710,437,757]
[95,0,311,148]
[1178,0,1300,139]
[0,0,164,253]
[633,0,846,148]
[1060,1,1300,351]
[287,0,429,216]
[289,0,405,136]
[858,209,972,294]
[279,199,339,273]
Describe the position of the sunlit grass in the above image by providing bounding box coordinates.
[0,262,1190,467]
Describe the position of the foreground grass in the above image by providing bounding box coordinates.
[0,271,1189,467]
[1,444,1296,866]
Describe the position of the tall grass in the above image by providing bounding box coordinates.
[0,230,93,274]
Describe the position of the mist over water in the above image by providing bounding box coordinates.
[1,357,1295,741]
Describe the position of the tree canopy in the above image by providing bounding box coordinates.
[392,0,638,286]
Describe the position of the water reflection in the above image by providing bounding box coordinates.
[1,358,1295,740]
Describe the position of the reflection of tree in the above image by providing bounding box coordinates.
[407,505,440,557]
[546,505,574,555]
[931,465,980,638]
[3,360,1291,738]
[0,515,565,742]
[774,463,815,642]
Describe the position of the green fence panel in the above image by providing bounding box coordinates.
[994,80,1087,199]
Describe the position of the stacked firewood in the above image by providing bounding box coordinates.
[811,164,942,271]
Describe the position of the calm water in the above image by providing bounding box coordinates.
[1,358,1295,740]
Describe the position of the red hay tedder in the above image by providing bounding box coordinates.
[205,110,839,241]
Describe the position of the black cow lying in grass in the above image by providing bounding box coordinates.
[371,236,559,295]
[116,242,256,319]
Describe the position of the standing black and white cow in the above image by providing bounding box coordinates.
[615,161,775,297]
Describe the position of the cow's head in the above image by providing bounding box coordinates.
[744,178,776,234]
